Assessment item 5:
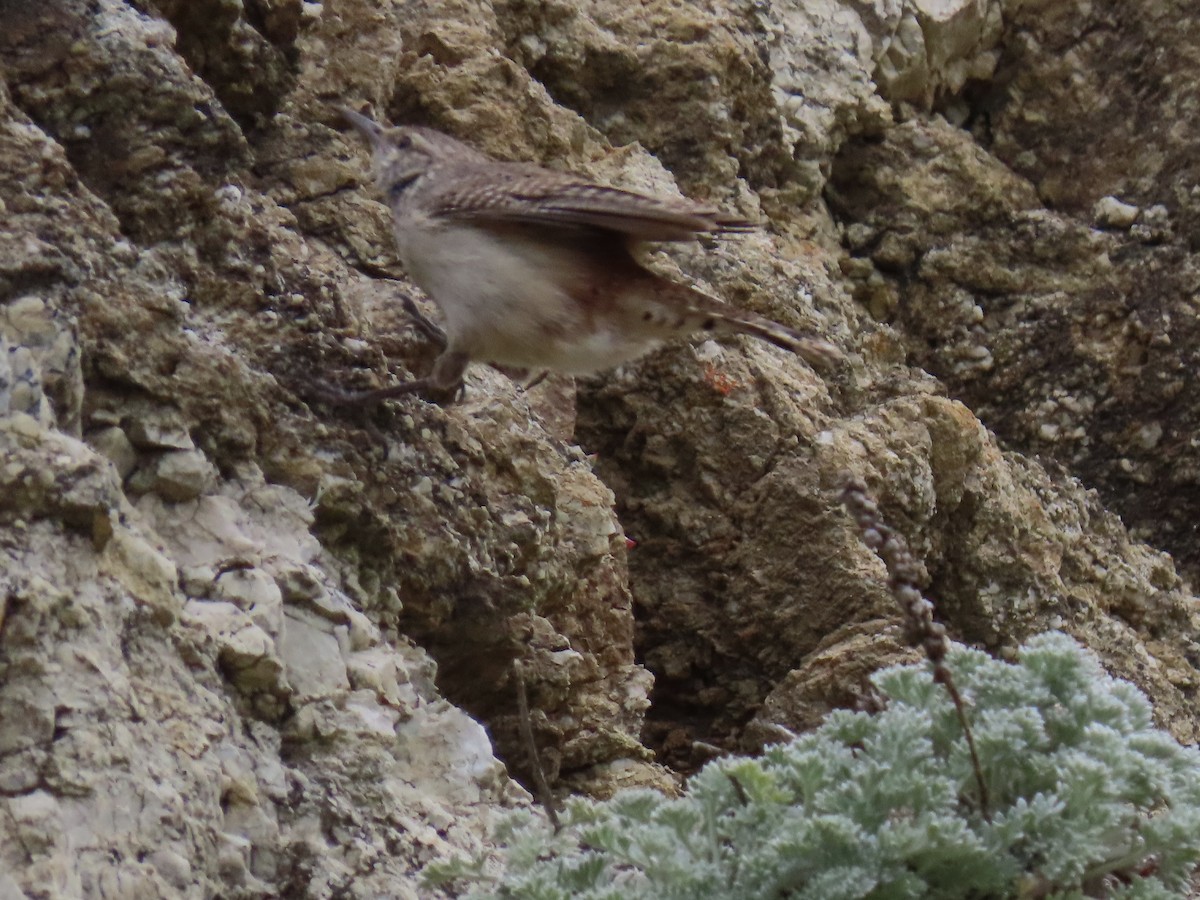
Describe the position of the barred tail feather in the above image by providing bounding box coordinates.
[633,281,843,370]
[708,311,843,370]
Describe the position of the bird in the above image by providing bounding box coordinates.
[325,106,840,405]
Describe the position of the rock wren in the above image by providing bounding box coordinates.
[331,107,840,404]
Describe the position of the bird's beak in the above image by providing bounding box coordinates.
[338,106,386,150]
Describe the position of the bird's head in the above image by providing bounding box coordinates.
[339,107,487,200]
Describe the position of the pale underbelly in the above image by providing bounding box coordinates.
[396,219,658,374]
[477,324,658,374]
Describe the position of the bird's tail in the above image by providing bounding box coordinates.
[707,309,842,370]
[639,282,842,370]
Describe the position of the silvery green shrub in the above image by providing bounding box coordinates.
[428,633,1200,899]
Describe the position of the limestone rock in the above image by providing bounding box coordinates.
[3,0,1200,894]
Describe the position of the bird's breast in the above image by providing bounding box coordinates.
[391,217,659,373]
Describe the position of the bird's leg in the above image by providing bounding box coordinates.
[399,293,448,349]
[521,370,551,390]
[308,350,469,407]
[346,260,448,349]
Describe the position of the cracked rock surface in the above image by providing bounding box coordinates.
[2,0,1199,895]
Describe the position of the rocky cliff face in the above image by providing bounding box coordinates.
[1,0,1197,896]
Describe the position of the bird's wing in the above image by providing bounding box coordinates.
[426,164,755,242]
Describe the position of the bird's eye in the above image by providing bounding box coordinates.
[394,134,412,149]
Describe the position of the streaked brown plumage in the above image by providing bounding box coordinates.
[331,107,840,404]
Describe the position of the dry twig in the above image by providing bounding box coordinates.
[841,476,991,821]
[514,662,560,831]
